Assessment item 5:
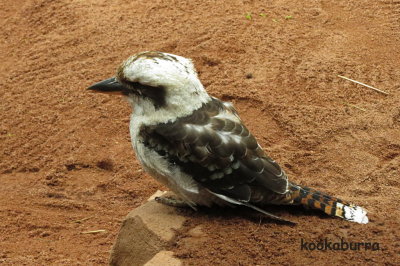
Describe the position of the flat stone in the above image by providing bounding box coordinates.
[145,251,182,266]
[109,191,186,266]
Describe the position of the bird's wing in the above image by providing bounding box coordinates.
[140,97,289,203]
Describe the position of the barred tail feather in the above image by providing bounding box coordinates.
[290,183,369,224]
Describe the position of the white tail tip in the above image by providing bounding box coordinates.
[343,205,369,224]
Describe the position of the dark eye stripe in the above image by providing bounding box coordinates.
[127,82,167,109]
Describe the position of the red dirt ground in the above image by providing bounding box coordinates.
[0,0,399,265]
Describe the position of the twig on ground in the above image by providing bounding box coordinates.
[81,230,106,234]
[338,75,389,95]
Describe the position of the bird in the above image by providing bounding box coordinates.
[87,51,368,224]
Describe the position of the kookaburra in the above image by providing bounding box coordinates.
[88,51,368,224]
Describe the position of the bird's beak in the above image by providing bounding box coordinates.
[87,77,127,95]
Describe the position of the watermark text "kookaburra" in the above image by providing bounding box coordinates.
[300,238,380,251]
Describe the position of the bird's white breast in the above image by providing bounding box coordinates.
[129,111,224,207]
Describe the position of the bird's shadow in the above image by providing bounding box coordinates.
[173,203,331,226]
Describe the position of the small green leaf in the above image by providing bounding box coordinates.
[245,12,252,20]
[285,15,293,20]
[259,13,267,17]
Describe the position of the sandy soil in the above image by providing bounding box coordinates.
[0,0,399,265]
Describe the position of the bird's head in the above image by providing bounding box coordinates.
[88,51,210,111]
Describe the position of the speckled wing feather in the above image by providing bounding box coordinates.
[140,97,289,204]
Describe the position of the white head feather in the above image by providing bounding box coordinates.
[112,52,212,204]
[121,52,199,89]
[116,51,211,126]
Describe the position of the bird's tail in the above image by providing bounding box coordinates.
[289,183,368,224]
